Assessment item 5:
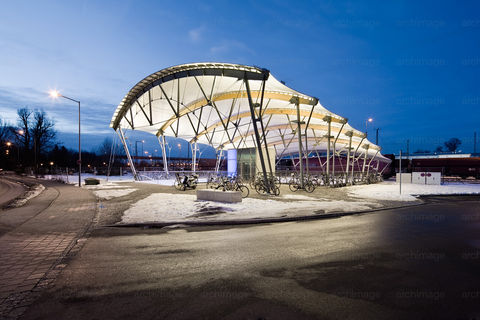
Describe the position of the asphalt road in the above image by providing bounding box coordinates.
[0,176,26,207]
[22,195,480,320]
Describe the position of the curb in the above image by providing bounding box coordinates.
[107,201,426,229]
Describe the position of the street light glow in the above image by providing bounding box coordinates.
[368,118,373,122]
[47,91,82,187]
[49,90,60,98]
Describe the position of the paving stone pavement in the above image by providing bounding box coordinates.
[0,179,97,319]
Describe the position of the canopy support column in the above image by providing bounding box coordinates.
[157,134,169,176]
[332,119,346,185]
[191,140,197,173]
[351,134,367,184]
[361,144,370,182]
[215,149,224,173]
[323,116,332,186]
[304,132,309,177]
[351,135,366,184]
[304,104,315,178]
[117,127,138,181]
[345,131,353,185]
[291,97,305,189]
[245,73,272,194]
[366,150,379,178]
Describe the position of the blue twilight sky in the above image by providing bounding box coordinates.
[1,0,479,156]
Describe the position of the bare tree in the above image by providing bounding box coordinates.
[13,108,56,168]
[31,110,56,155]
[444,138,461,152]
[97,138,113,156]
[0,117,13,145]
[15,108,32,153]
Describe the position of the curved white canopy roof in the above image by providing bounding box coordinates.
[111,62,387,161]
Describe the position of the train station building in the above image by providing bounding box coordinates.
[110,62,390,191]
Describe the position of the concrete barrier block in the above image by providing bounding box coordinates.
[196,189,242,203]
[396,173,412,184]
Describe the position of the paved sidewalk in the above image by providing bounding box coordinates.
[0,179,97,319]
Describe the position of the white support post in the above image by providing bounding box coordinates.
[331,121,345,185]
[293,97,305,189]
[324,116,332,185]
[215,149,224,173]
[192,141,197,173]
[399,150,402,194]
[361,145,369,181]
[117,127,138,180]
[158,135,169,175]
[345,132,353,185]
[366,150,379,177]
[351,136,365,184]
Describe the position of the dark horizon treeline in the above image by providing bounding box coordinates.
[1,108,125,172]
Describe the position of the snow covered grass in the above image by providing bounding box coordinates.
[281,194,319,201]
[93,188,137,200]
[82,181,131,190]
[346,181,480,201]
[137,179,176,186]
[44,174,135,185]
[137,177,208,186]
[8,184,45,208]
[121,193,380,223]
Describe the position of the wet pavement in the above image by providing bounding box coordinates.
[19,194,480,319]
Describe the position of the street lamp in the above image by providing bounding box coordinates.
[50,90,81,187]
[365,117,373,135]
[5,142,11,156]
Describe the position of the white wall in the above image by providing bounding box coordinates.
[412,172,441,185]
[396,173,412,184]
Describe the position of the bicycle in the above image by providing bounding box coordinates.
[254,175,280,196]
[215,176,250,198]
[288,173,315,193]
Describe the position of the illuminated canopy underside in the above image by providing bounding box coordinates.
[110,62,387,161]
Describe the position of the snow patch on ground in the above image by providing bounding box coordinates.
[137,179,176,186]
[346,182,480,201]
[83,182,127,190]
[8,184,45,208]
[121,193,380,223]
[137,177,208,186]
[44,174,135,185]
[93,188,137,200]
[281,194,318,201]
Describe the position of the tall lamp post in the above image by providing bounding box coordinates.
[50,90,81,187]
[365,117,373,135]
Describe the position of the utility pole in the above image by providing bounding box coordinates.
[399,150,402,194]
[406,139,410,159]
[474,132,477,154]
[375,128,379,145]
